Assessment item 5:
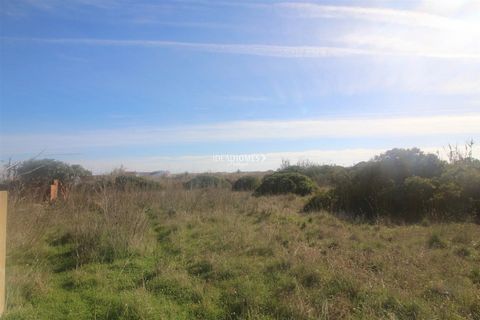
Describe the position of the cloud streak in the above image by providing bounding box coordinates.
[2,37,376,58]
[4,37,480,60]
[275,2,473,31]
[276,2,480,60]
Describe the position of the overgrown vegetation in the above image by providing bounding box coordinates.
[302,147,480,222]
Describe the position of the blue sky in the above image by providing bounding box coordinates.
[1,0,479,173]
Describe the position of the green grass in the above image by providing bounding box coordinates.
[4,186,480,319]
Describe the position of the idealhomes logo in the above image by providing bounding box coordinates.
[212,153,266,163]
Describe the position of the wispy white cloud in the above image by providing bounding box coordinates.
[3,37,375,58]
[275,2,480,61]
[275,2,473,31]
[339,33,480,60]
[4,37,480,60]
[2,114,479,155]
[4,1,480,61]
[416,0,480,17]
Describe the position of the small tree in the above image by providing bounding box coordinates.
[15,159,91,199]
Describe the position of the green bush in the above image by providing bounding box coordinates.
[402,176,435,220]
[12,159,91,198]
[303,190,336,212]
[183,174,231,189]
[321,147,480,222]
[431,182,464,220]
[435,160,480,221]
[232,176,261,191]
[16,159,91,185]
[254,172,316,196]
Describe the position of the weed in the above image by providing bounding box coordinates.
[470,268,480,285]
[427,233,447,249]
[187,260,214,280]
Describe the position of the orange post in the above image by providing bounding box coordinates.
[0,191,7,315]
[50,179,59,202]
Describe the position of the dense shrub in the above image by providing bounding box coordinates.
[254,172,316,196]
[232,176,261,191]
[183,174,231,189]
[436,160,480,221]
[15,159,91,186]
[303,190,336,212]
[402,176,436,220]
[306,148,480,222]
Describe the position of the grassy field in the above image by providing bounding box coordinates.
[3,180,480,319]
